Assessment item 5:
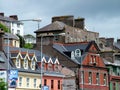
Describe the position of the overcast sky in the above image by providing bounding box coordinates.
[0,0,120,41]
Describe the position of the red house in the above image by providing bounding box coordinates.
[37,56,64,90]
[53,41,109,90]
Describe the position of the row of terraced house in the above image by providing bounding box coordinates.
[0,13,120,90]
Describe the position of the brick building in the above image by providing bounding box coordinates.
[53,41,109,90]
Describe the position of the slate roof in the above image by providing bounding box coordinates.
[4,33,19,40]
[114,42,120,50]
[34,21,66,33]
[3,46,64,77]
[0,51,8,70]
[53,42,89,64]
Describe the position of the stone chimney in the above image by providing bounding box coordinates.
[75,18,85,29]
[0,12,4,16]
[0,30,5,51]
[52,15,74,27]
[106,38,114,48]
[9,15,18,20]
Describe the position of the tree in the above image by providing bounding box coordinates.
[0,81,7,90]
[16,34,25,48]
[0,23,10,33]
[24,43,33,49]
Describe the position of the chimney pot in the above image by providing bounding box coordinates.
[9,15,18,20]
[0,12,4,16]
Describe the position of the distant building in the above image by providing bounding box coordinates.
[34,15,99,49]
[3,33,20,47]
[24,34,36,44]
[0,12,24,36]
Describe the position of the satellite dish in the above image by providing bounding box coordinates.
[75,49,81,57]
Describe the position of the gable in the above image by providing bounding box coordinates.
[82,53,106,68]
[86,41,100,53]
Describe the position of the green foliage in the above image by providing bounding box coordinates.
[16,34,25,48]
[0,81,7,90]
[0,23,10,33]
[24,43,33,49]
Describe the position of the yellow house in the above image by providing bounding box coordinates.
[4,47,42,90]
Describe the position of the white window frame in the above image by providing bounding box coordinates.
[31,60,35,70]
[96,73,99,85]
[34,78,37,88]
[16,58,20,68]
[19,77,22,87]
[88,72,92,84]
[24,59,28,69]
[104,74,107,86]
[26,78,30,87]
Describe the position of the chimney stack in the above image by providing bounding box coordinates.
[52,15,74,27]
[0,12,4,17]
[9,15,18,20]
[0,30,5,51]
[75,18,85,30]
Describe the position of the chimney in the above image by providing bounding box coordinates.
[75,18,85,29]
[0,12,4,16]
[9,15,18,20]
[117,39,120,44]
[0,30,5,51]
[106,38,114,48]
[52,15,74,27]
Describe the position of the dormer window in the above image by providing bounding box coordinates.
[16,58,20,68]
[71,51,75,59]
[48,63,53,71]
[31,60,35,70]
[24,59,28,69]
[54,64,59,72]
[75,49,81,57]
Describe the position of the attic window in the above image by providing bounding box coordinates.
[31,60,35,70]
[24,59,28,69]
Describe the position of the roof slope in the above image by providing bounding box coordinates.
[34,21,65,33]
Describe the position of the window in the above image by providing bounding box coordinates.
[19,77,22,87]
[113,82,116,90]
[12,29,14,34]
[26,78,29,87]
[24,59,28,69]
[17,30,20,35]
[81,71,84,84]
[71,51,75,59]
[31,60,35,70]
[34,78,37,88]
[51,80,54,89]
[4,39,9,44]
[58,80,60,89]
[17,23,20,28]
[93,56,96,63]
[54,64,59,72]
[16,58,20,68]
[44,79,47,86]
[48,63,53,71]
[104,74,107,86]
[75,49,81,57]
[88,72,92,84]
[96,73,99,85]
